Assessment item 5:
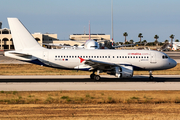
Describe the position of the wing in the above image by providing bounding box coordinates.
[79,57,130,71]
[85,59,114,70]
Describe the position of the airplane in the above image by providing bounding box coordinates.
[172,42,180,51]
[5,18,177,80]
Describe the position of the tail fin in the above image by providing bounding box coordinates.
[172,44,177,51]
[7,18,43,50]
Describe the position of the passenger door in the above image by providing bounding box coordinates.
[43,51,50,65]
[150,52,156,63]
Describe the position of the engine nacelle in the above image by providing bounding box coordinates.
[114,65,133,78]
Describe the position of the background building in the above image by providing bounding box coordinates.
[0,22,110,50]
[0,28,58,50]
[70,34,110,41]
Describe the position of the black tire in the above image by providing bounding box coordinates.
[149,76,154,80]
[94,75,101,81]
[90,74,95,79]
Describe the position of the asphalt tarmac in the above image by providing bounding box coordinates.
[0,75,180,91]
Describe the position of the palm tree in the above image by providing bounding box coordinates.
[175,39,179,42]
[129,39,134,47]
[129,39,134,44]
[142,40,147,46]
[169,34,175,46]
[154,35,159,46]
[138,33,143,43]
[142,40,147,43]
[123,32,128,43]
[164,40,169,43]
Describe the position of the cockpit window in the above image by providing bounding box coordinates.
[162,55,168,59]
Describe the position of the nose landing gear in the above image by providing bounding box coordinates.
[149,70,154,80]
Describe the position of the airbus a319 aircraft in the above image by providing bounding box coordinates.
[5,18,177,80]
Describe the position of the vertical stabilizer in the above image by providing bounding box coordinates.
[7,18,43,50]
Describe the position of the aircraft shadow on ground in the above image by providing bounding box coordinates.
[0,77,180,82]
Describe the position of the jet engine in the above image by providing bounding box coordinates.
[108,65,133,78]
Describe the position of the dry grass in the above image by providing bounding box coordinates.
[0,64,90,75]
[0,63,180,75]
[1,104,180,120]
[1,90,180,104]
[1,91,180,119]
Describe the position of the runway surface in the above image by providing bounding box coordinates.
[1,75,180,91]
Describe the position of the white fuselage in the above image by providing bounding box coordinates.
[5,49,176,71]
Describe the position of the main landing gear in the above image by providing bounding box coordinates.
[149,70,154,80]
[90,70,101,81]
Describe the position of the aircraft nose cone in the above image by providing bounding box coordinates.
[170,59,177,68]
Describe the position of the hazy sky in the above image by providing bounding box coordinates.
[1,0,180,42]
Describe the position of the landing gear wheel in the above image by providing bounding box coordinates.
[149,76,154,80]
[90,74,95,79]
[94,75,101,81]
[149,71,154,80]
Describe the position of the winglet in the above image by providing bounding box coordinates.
[79,57,85,63]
